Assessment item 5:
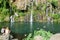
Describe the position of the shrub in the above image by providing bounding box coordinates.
[23,29,53,40]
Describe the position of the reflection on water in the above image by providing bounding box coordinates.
[0,22,60,33]
[0,22,60,40]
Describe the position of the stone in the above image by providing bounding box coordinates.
[50,33,60,40]
[12,39,18,40]
[34,35,43,40]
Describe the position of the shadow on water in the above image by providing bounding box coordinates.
[0,22,60,40]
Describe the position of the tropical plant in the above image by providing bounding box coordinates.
[23,29,53,40]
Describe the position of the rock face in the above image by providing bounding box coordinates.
[12,0,47,10]
[50,33,60,40]
[0,34,9,40]
[14,0,27,10]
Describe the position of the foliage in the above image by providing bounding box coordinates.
[51,14,60,19]
[0,0,59,22]
[36,3,46,11]
[19,12,25,16]
[0,0,10,22]
[23,29,53,40]
[51,0,58,8]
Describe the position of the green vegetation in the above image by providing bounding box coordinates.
[0,0,59,40]
[23,29,53,40]
[0,0,59,22]
[0,0,9,22]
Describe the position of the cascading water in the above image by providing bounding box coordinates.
[10,0,14,27]
[30,11,33,32]
[30,0,33,32]
[10,15,14,27]
[10,7,14,27]
[30,12,33,24]
[46,2,51,30]
[46,2,54,31]
[9,7,15,33]
[46,2,50,24]
[10,12,18,27]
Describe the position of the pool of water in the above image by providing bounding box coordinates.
[0,22,60,40]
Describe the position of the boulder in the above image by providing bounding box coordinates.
[50,33,60,40]
[34,35,43,40]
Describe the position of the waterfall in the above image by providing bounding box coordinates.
[30,10,33,32]
[10,7,14,27]
[10,16,14,23]
[46,2,50,27]
[30,0,33,32]
[30,11,33,24]
[10,12,18,27]
[10,15,14,27]
[46,2,54,31]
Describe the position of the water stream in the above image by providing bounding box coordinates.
[30,11,33,32]
[30,0,33,33]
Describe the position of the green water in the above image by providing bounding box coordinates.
[0,22,60,39]
[0,22,60,33]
